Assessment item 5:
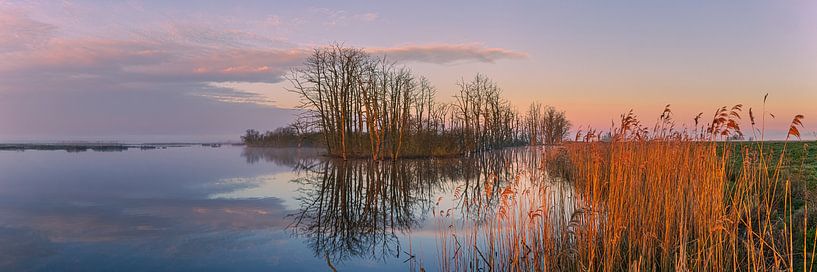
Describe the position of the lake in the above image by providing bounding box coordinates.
[0,145,574,271]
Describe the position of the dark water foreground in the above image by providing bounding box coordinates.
[0,145,571,271]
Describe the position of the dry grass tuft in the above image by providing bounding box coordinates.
[789,115,805,140]
[434,101,813,271]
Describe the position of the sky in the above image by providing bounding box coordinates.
[1,0,815,142]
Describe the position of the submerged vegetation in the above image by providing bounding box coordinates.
[243,44,571,159]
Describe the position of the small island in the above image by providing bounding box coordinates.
[242,44,570,160]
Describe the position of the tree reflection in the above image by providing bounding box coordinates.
[240,146,557,264]
[241,147,323,172]
[287,159,442,262]
[285,148,545,262]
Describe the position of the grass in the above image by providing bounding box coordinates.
[433,104,816,271]
[725,141,817,206]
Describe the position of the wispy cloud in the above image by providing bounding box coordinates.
[264,15,283,27]
[199,83,278,106]
[0,7,524,101]
[156,22,290,49]
[0,9,303,136]
[0,12,307,91]
[0,1,539,139]
[0,10,56,52]
[367,43,528,64]
[308,8,380,26]
[356,12,380,22]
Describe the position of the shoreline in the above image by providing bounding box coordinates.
[0,142,244,152]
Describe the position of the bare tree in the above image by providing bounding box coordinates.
[286,44,540,159]
[523,103,571,145]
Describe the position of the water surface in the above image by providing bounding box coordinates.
[0,145,571,271]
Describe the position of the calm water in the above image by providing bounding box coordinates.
[0,145,571,271]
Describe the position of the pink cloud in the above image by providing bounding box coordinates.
[366,43,528,64]
[8,39,166,69]
[309,8,380,26]
[264,15,283,27]
[0,10,525,109]
[0,10,303,88]
[356,12,379,22]
[1,37,305,85]
[0,10,56,52]
[2,36,525,89]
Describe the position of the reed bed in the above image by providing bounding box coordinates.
[435,103,815,271]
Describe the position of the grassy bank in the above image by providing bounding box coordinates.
[433,103,814,271]
[726,140,817,267]
[434,139,815,271]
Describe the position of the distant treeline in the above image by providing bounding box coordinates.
[244,44,571,159]
[241,125,323,148]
